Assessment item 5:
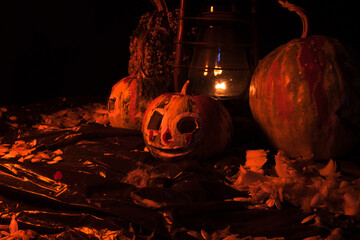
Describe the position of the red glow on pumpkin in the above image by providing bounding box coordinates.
[299,37,329,125]
[266,60,292,120]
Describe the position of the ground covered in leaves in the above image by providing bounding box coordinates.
[0,97,360,239]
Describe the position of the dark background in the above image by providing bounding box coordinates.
[2,0,359,106]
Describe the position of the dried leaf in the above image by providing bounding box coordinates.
[1,150,18,159]
[24,154,34,160]
[9,116,18,121]
[36,124,49,130]
[201,229,211,240]
[9,215,18,235]
[187,230,202,240]
[302,235,322,240]
[319,159,337,177]
[266,199,275,207]
[274,199,282,210]
[53,149,63,155]
[8,122,19,128]
[0,145,9,155]
[0,230,10,236]
[245,149,269,172]
[47,156,63,164]
[233,166,269,187]
[29,139,37,147]
[328,228,342,239]
[211,226,231,240]
[274,151,300,178]
[314,216,322,226]
[36,151,51,159]
[310,193,325,208]
[222,235,242,240]
[53,156,63,161]
[339,181,350,189]
[13,140,25,147]
[319,183,329,197]
[31,157,41,163]
[301,213,317,224]
[343,192,359,216]
[131,192,165,209]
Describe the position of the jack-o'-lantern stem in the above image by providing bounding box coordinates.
[278,0,308,38]
[180,80,190,95]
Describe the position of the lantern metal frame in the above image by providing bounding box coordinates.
[173,0,259,93]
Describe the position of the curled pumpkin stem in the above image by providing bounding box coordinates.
[180,80,190,95]
[151,0,168,12]
[278,0,308,38]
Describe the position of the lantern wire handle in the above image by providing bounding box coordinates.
[173,0,186,92]
[278,0,308,38]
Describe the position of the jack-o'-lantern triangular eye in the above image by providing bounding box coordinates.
[177,116,198,134]
[147,111,163,130]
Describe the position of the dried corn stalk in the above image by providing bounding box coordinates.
[128,1,178,87]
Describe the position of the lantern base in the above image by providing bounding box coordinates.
[219,98,261,146]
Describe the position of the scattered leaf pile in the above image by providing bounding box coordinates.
[229,149,360,238]
[33,103,108,131]
[0,102,108,165]
[1,101,360,239]
[0,214,38,240]
[186,226,284,240]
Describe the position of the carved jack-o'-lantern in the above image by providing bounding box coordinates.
[108,74,167,130]
[142,81,233,161]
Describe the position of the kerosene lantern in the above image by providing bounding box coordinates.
[173,0,258,117]
[188,1,255,101]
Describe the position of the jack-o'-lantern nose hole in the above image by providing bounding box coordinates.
[177,117,198,134]
[147,111,163,130]
[164,131,172,141]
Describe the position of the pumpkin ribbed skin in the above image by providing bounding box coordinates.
[108,75,167,130]
[142,86,233,161]
[249,35,359,160]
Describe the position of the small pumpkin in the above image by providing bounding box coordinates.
[108,74,168,130]
[142,81,233,161]
[108,1,176,130]
[249,1,360,160]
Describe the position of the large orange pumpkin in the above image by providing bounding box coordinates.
[142,81,233,161]
[249,1,360,160]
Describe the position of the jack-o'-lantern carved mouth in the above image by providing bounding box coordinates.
[151,145,195,155]
[149,145,197,160]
